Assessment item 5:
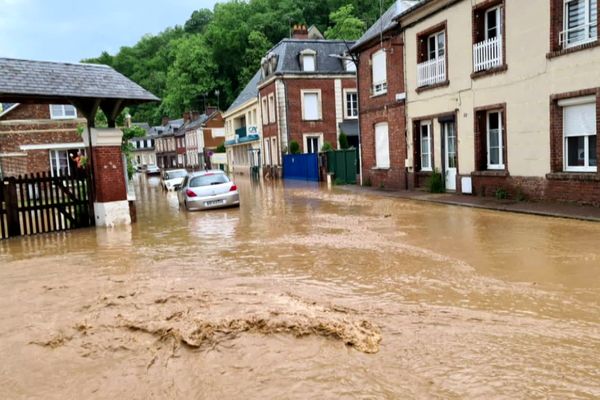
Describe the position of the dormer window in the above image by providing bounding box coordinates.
[300,49,317,72]
[267,52,278,74]
[344,59,357,72]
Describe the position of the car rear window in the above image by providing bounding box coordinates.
[189,174,229,187]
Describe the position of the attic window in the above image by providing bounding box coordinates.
[300,49,317,72]
[344,59,356,72]
[50,104,77,120]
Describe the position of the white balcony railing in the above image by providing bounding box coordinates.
[560,23,597,48]
[473,36,503,72]
[417,57,446,88]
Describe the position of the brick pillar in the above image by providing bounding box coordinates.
[84,128,131,227]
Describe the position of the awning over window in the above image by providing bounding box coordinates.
[339,120,359,136]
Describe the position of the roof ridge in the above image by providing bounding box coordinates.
[0,57,111,69]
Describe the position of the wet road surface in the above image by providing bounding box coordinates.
[0,174,599,399]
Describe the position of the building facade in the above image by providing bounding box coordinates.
[224,70,262,175]
[351,1,417,189]
[129,123,157,168]
[155,117,182,169]
[258,25,358,177]
[0,103,86,178]
[401,0,600,205]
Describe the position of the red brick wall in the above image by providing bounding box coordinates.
[203,112,225,149]
[92,146,127,203]
[357,32,407,189]
[259,82,278,140]
[285,78,356,150]
[0,104,82,177]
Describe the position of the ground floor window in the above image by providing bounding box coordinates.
[561,97,597,172]
[304,135,321,154]
[375,122,390,169]
[263,138,271,166]
[271,137,279,165]
[420,122,432,171]
[487,111,504,169]
[49,149,85,177]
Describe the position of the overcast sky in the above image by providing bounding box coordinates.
[0,0,220,63]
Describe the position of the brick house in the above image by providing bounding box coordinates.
[0,102,86,178]
[155,117,183,169]
[350,1,417,189]
[257,25,358,177]
[181,107,223,169]
[129,123,158,168]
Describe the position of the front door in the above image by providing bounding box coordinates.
[443,122,457,191]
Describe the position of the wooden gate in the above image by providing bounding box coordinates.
[0,170,94,240]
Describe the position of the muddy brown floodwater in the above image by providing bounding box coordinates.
[1,175,599,399]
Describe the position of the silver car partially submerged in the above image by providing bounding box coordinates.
[177,170,240,211]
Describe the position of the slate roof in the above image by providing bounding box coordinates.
[226,70,261,114]
[351,0,421,51]
[261,39,356,81]
[0,58,159,103]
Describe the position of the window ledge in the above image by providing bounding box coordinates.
[416,170,433,176]
[546,172,600,182]
[371,167,390,171]
[415,80,449,94]
[302,119,324,123]
[370,91,388,98]
[471,170,509,177]
[471,64,508,80]
[546,40,600,59]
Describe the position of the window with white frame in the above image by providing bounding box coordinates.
[487,111,505,169]
[372,50,387,96]
[420,122,432,171]
[562,0,598,48]
[561,97,597,172]
[345,90,358,119]
[301,52,316,72]
[344,59,356,72]
[50,104,77,120]
[375,122,390,168]
[485,6,502,40]
[302,91,321,121]
[268,94,276,124]
[304,135,321,154]
[262,97,269,124]
[427,31,445,61]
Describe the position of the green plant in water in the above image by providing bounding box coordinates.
[426,170,445,193]
[289,140,301,154]
[495,188,508,200]
[321,142,334,152]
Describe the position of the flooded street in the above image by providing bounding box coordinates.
[1,175,599,399]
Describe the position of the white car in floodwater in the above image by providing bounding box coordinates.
[178,170,240,211]
[162,169,188,191]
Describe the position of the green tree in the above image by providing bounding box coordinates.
[164,35,218,117]
[324,4,366,40]
[239,31,272,85]
[184,9,214,34]
[338,132,350,149]
[289,140,300,154]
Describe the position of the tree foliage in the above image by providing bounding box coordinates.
[84,1,395,125]
[325,5,366,40]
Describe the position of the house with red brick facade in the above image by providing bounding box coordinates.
[258,25,358,177]
[350,1,418,189]
[0,102,86,178]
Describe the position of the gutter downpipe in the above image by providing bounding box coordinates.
[355,55,363,186]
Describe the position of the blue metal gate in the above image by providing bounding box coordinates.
[282,153,319,181]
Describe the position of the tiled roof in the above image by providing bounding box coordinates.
[226,70,261,114]
[261,39,356,81]
[351,0,421,51]
[0,58,159,103]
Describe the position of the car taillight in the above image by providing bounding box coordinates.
[186,189,197,197]
[229,185,237,192]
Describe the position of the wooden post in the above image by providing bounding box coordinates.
[5,177,20,237]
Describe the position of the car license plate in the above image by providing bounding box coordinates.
[205,200,224,206]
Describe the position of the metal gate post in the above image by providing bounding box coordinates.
[5,178,21,237]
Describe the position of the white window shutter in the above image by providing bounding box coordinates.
[372,51,387,84]
[564,102,596,137]
[375,123,390,168]
[304,93,319,120]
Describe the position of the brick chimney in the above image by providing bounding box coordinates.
[205,105,218,116]
[292,24,309,40]
[191,110,201,121]
[183,111,191,123]
[161,116,169,126]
